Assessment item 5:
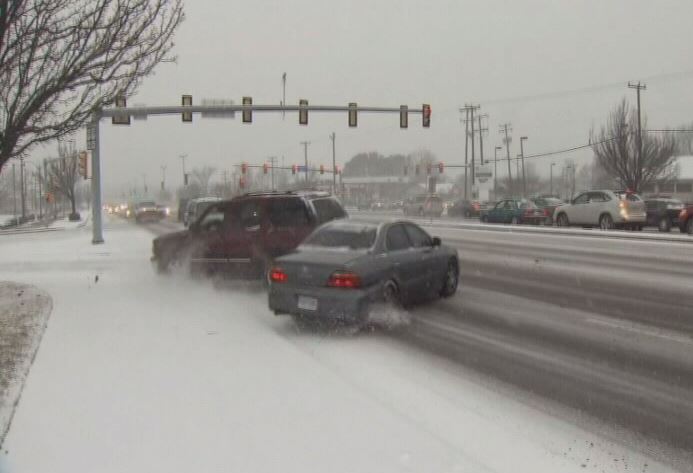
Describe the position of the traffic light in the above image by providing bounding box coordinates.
[242,96,252,123]
[400,105,408,129]
[78,151,88,179]
[241,162,248,174]
[263,163,269,174]
[112,95,130,125]
[426,163,432,175]
[335,165,341,175]
[319,164,325,175]
[299,99,308,125]
[348,102,357,127]
[438,162,444,174]
[182,95,192,122]
[291,164,297,175]
[422,104,431,128]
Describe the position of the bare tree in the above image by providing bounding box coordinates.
[190,166,216,195]
[0,0,184,170]
[45,142,81,218]
[590,99,676,192]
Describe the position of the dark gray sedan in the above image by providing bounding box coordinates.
[268,219,459,325]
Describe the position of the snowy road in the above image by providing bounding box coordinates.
[0,215,690,472]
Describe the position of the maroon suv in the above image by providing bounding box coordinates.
[678,205,693,235]
[151,191,347,276]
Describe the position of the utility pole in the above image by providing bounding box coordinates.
[281,72,287,120]
[494,146,502,199]
[223,170,229,196]
[550,162,556,197]
[12,163,17,220]
[466,104,480,187]
[37,166,43,219]
[142,174,148,195]
[463,108,470,199]
[628,81,646,190]
[329,132,337,196]
[160,165,167,191]
[520,136,528,197]
[268,156,277,190]
[179,154,187,186]
[499,124,513,195]
[19,156,26,219]
[478,114,488,165]
[300,141,310,184]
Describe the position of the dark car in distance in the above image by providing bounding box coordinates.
[480,199,545,225]
[268,219,459,325]
[447,199,481,218]
[151,191,347,276]
[644,198,684,232]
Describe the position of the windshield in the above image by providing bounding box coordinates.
[4,2,693,473]
[303,222,377,249]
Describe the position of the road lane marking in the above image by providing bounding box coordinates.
[585,317,693,345]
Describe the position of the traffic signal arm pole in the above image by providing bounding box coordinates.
[91,114,103,244]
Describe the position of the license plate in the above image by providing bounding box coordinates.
[297,295,318,311]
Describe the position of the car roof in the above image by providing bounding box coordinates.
[192,197,222,203]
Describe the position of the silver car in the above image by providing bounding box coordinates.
[554,190,647,230]
[268,219,459,325]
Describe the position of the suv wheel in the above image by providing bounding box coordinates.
[440,261,459,298]
[599,214,614,230]
[658,217,671,232]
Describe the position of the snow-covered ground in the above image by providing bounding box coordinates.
[0,216,675,472]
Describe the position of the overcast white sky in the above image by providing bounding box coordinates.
[31,0,693,199]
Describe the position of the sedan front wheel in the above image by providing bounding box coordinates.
[440,261,459,298]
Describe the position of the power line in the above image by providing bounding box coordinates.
[645,129,693,133]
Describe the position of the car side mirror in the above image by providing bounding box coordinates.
[431,236,441,247]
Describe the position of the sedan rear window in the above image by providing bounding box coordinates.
[303,223,376,249]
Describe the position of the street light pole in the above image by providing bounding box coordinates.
[494,146,502,199]
[300,141,310,184]
[12,163,17,220]
[330,132,336,196]
[161,165,167,191]
[520,136,528,197]
[550,162,556,197]
[179,154,187,186]
[19,156,26,219]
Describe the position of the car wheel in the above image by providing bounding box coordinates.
[382,280,402,306]
[440,261,459,298]
[687,219,693,235]
[510,216,519,225]
[556,213,569,227]
[658,217,671,232]
[599,213,614,230]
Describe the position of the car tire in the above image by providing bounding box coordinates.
[658,217,671,232]
[382,280,402,306]
[599,213,614,230]
[556,213,569,227]
[440,261,459,298]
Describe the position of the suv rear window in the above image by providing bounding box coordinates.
[268,198,310,227]
[311,198,347,224]
[614,191,642,202]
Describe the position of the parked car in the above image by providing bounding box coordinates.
[403,194,444,217]
[447,199,481,218]
[644,198,684,232]
[134,201,167,223]
[151,191,348,276]
[678,204,693,234]
[530,196,564,225]
[184,197,222,227]
[553,190,646,230]
[480,199,545,225]
[268,219,459,325]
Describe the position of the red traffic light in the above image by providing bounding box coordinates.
[241,162,248,174]
[291,164,297,175]
[319,164,325,175]
[335,165,341,175]
[438,162,444,173]
[422,104,431,128]
[263,163,269,174]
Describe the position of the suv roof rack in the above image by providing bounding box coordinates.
[240,189,332,198]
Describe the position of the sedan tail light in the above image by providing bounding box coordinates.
[269,267,288,283]
[327,271,361,289]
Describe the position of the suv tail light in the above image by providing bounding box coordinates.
[269,267,288,283]
[327,271,361,288]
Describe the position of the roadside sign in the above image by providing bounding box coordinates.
[476,164,492,183]
[201,99,236,119]
[86,125,96,150]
